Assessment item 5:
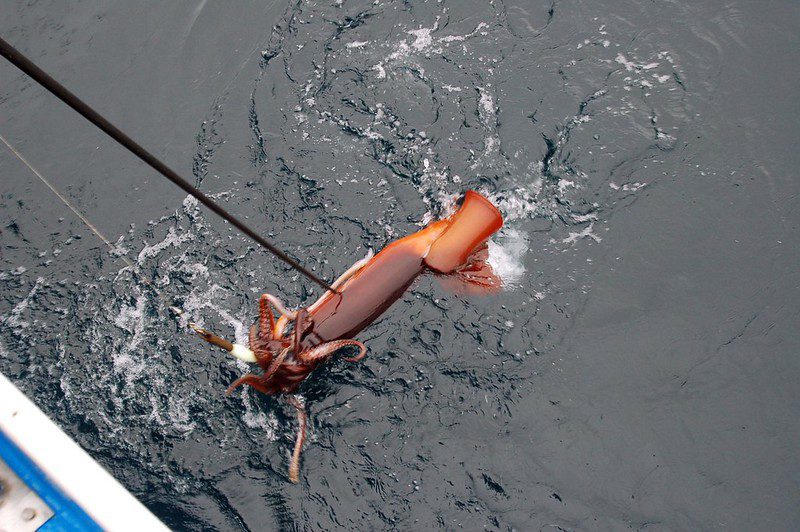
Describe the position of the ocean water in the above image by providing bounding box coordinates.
[1,1,798,529]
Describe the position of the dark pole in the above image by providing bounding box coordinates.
[0,36,337,294]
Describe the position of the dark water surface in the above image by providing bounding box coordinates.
[1,1,798,530]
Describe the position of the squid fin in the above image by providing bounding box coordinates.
[436,243,501,296]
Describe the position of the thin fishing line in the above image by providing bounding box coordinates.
[0,36,337,294]
[1,135,125,263]
[0,132,184,319]
[2,133,242,353]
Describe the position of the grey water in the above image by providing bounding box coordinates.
[1,1,798,530]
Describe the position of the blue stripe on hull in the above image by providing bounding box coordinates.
[0,430,101,531]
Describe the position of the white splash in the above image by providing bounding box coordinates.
[563,223,602,245]
[388,21,439,60]
[112,292,148,382]
[386,19,488,62]
[408,26,435,52]
[137,226,192,263]
[487,228,528,287]
[470,86,500,169]
[240,393,278,438]
[557,179,575,194]
[180,282,249,344]
[477,87,496,119]
[2,277,44,333]
[615,54,640,72]
[485,165,543,223]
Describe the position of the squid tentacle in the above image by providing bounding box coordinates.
[295,339,367,365]
[265,294,298,320]
[262,347,290,382]
[254,348,273,369]
[330,249,373,290]
[226,374,269,395]
[274,315,290,339]
[249,324,258,349]
[293,309,309,353]
[285,395,307,484]
[259,294,276,342]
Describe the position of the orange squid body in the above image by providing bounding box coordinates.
[218,190,504,483]
[303,190,504,349]
[229,190,504,398]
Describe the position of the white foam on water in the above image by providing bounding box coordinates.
[239,392,278,439]
[372,64,387,78]
[112,292,148,383]
[408,26,435,52]
[478,87,495,117]
[180,282,250,345]
[485,165,543,224]
[440,22,489,43]
[611,50,682,95]
[622,182,647,191]
[63,195,243,440]
[557,179,575,194]
[469,86,501,169]
[3,277,43,332]
[385,19,488,63]
[572,212,598,223]
[487,228,528,288]
[137,226,193,263]
[148,394,197,433]
[563,223,602,245]
[615,53,640,71]
[388,21,439,60]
